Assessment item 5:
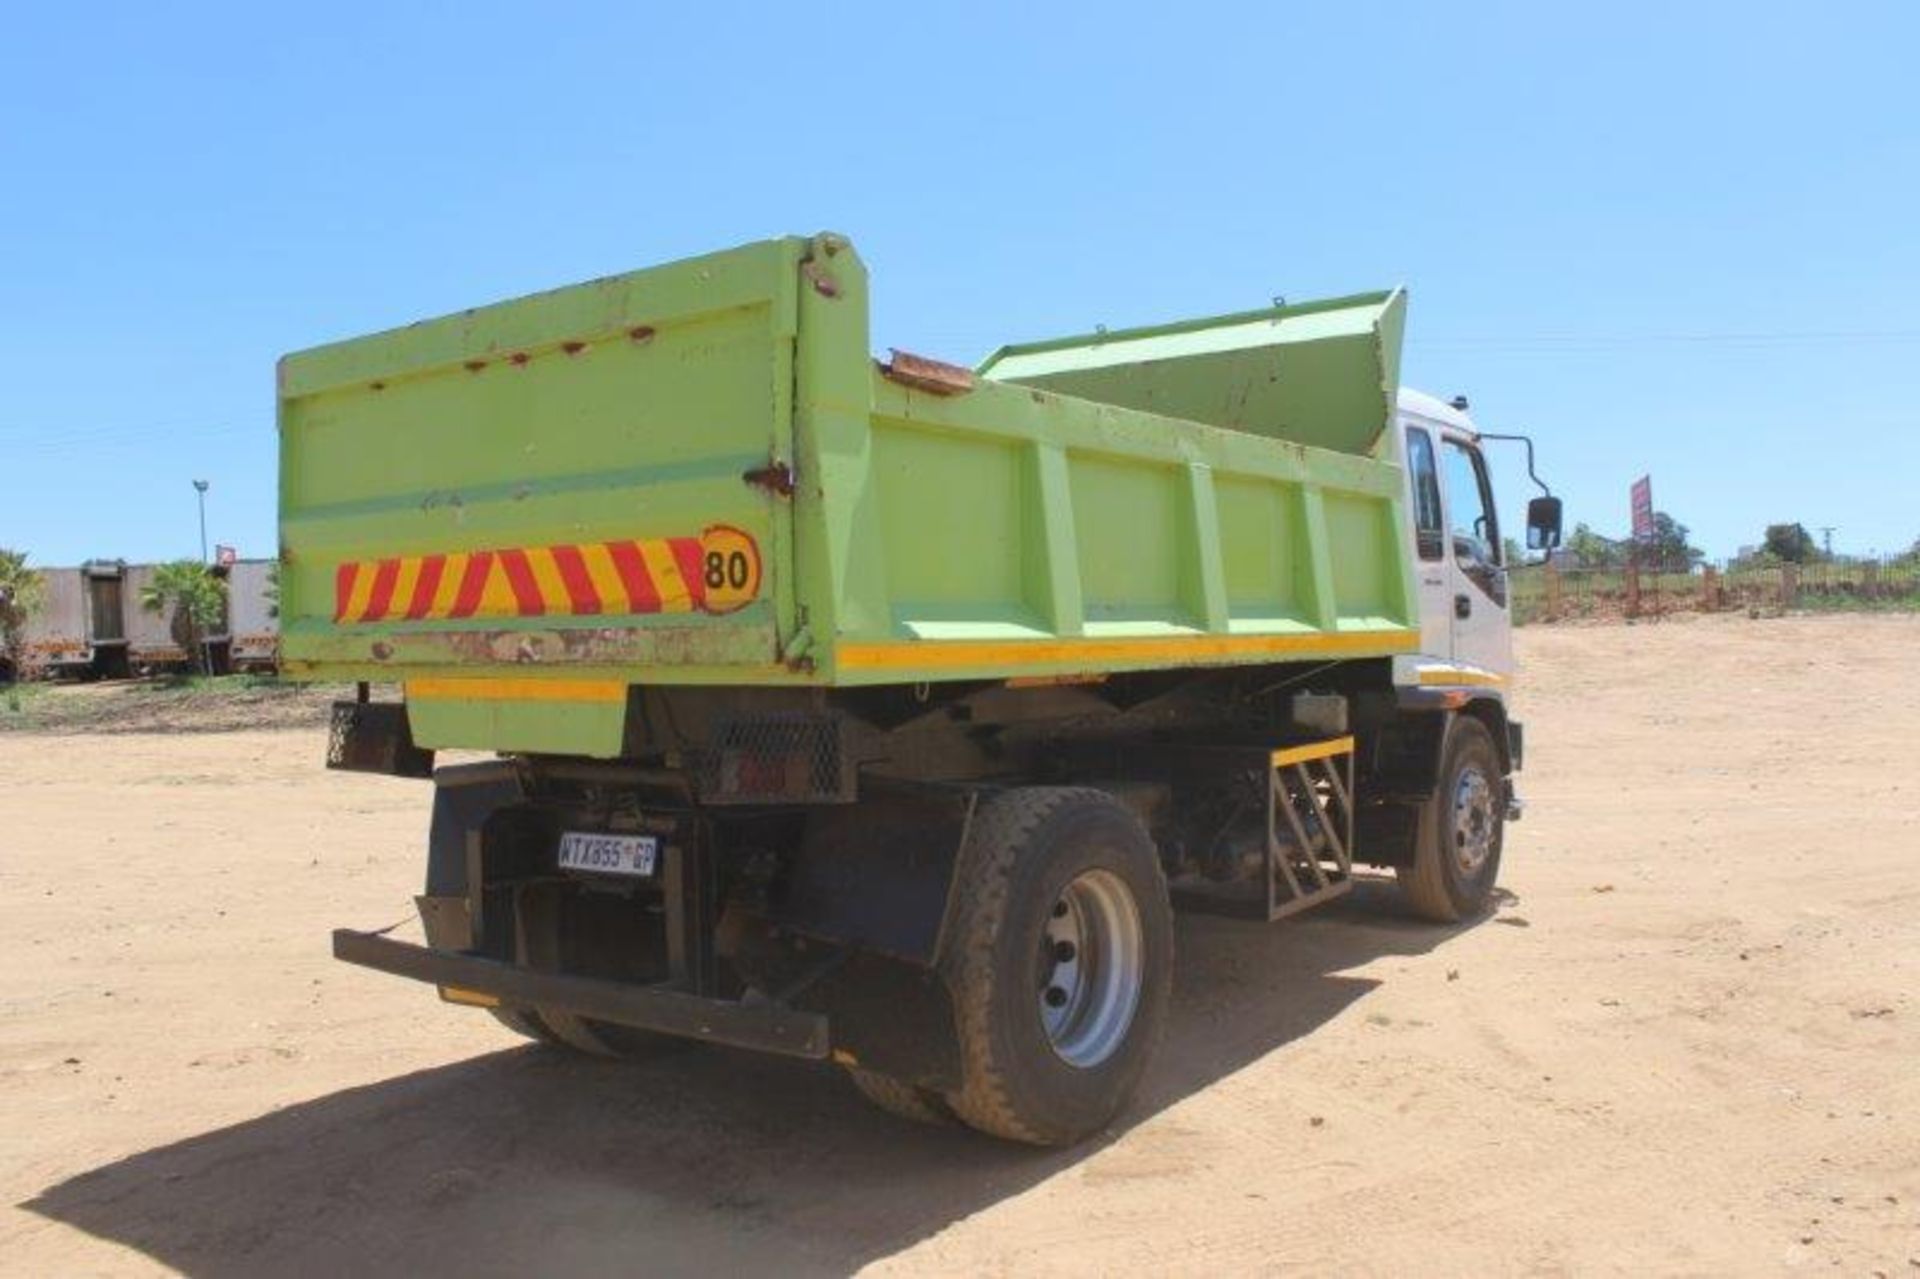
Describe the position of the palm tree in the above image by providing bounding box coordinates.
[140,560,227,675]
[0,547,46,678]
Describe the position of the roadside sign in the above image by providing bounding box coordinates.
[1630,476,1654,543]
[215,544,237,567]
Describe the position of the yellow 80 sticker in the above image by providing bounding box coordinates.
[698,525,763,613]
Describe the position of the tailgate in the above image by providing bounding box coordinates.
[978,290,1406,459]
[279,238,804,750]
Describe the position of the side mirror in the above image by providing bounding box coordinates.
[1526,496,1563,551]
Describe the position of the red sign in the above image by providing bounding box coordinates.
[1629,476,1654,543]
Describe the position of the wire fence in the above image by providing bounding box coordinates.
[1511,557,1920,624]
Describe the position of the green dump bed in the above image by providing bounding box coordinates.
[279,234,1418,756]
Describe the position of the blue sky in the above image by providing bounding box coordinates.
[3,2,1915,565]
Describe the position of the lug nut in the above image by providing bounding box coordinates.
[1044,986,1069,1008]
[1053,940,1077,963]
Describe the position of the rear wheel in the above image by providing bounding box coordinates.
[1398,716,1505,922]
[487,1006,563,1045]
[846,1067,958,1127]
[939,788,1173,1146]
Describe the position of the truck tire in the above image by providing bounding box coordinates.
[1398,715,1505,922]
[846,1067,958,1127]
[488,1007,563,1045]
[482,974,654,1059]
[938,788,1173,1146]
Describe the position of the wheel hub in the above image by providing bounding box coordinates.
[1038,869,1144,1069]
[1451,766,1497,875]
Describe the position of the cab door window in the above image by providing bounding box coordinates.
[1443,438,1506,605]
[1406,427,1445,561]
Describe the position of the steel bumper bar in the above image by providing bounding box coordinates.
[332,929,831,1060]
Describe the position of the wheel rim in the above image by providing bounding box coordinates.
[1451,766,1498,876]
[1037,869,1144,1069]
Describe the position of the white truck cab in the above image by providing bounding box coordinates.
[1393,388,1517,690]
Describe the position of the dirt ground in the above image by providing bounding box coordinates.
[3,614,1917,1276]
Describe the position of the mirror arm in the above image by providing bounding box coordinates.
[1477,431,1552,498]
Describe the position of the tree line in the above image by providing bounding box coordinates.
[1549,519,1920,572]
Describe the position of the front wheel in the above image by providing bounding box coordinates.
[939,788,1174,1146]
[1398,716,1506,922]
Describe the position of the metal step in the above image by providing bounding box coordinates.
[1168,735,1357,922]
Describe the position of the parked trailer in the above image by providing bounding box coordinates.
[16,561,129,678]
[18,568,91,675]
[120,563,192,672]
[224,559,278,671]
[290,234,1561,1144]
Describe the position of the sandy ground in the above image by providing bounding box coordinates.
[3,613,1917,1277]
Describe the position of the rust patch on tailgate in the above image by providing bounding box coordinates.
[384,621,769,670]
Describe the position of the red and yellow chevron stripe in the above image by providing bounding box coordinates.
[332,526,762,624]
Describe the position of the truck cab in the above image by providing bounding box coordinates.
[1395,389,1515,685]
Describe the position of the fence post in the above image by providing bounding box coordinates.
[1702,564,1721,612]
[1624,560,1641,619]
[1781,564,1799,610]
[1545,561,1562,621]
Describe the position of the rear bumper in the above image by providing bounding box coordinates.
[331,928,830,1060]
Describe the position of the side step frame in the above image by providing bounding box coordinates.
[1261,735,1357,919]
[1168,734,1357,921]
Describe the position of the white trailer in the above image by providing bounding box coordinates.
[121,563,191,672]
[14,562,131,678]
[225,559,278,670]
[18,568,92,674]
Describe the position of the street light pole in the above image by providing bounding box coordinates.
[193,480,210,563]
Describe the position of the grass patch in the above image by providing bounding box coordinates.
[1791,594,1920,615]
[2,680,49,723]
[0,676,352,735]
[143,673,297,695]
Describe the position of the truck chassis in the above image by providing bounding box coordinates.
[332,656,1515,1144]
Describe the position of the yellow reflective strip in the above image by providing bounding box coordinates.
[407,677,628,704]
[1271,735,1355,767]
[474,555,518,618]
[525,546,572,614]
[1417,666,1507,687]
[428,552,467,619]
[579,542,629,612]
[639,539,692,612]
[838,629,1417,672]
[342,562,377,621]
[438,985,502,1008]
[387,557,423,620]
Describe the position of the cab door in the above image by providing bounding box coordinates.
[1438,434,1513,674]
[1401,420,1453,661]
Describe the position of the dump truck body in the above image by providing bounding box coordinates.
[281,236,1417,758]
[301,234,1541,1146]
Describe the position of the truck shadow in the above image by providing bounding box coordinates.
[24,880,1488,1277]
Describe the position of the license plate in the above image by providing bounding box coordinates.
[556,831,659,878]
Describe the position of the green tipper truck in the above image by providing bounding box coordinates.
[289,233,1560,1144]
